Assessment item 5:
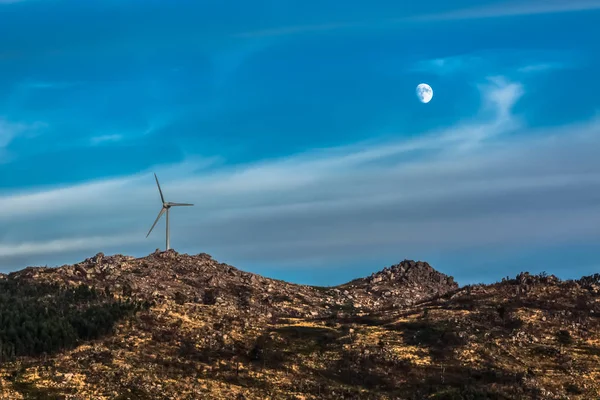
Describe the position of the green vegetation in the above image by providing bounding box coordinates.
[0,279,146,361]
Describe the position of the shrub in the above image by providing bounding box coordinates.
[203,289,217,305]
[556,330,573,345]
[174,291,187,305]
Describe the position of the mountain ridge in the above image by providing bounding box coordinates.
[0,250,598,399]
[8,250,459,320]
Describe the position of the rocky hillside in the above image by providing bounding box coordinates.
[0,251,598,399]
[338,260,459,309]
[11,251,458,319]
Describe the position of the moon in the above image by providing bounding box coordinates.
[416,83,433,104]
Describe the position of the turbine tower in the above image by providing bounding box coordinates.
[146,173,193,251]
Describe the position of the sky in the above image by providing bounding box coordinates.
[1,0,600,286]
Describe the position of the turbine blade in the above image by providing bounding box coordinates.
[168,202,194,206]
[146,207,166,237]
[154,173,165,204]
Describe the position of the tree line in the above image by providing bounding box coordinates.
[0,279,148,362]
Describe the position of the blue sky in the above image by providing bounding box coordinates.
[1,0,600,286]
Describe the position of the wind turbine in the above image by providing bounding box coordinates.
[146,173,193,251]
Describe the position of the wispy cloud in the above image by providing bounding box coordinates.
[232,1,600,39]
[0,234,142,258]
[517,62,567,73]
[2,76,600,274]
[412,0,600,21]
[232,21,365,38]
[89,134,123,146]
[0,118,45,162]
[0,119,24,149]
[481,76,524,120]
[21,81,80,90]
[411,50,578,77]
[410,55,485,76]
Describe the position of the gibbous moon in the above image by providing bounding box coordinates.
[416,83,433,103]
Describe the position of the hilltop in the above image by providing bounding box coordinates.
[0,250,598,399]
[10,251,458,319]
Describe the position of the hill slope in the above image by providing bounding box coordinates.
[0,251,598,399]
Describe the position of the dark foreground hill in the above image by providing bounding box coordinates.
[0,250,598,399]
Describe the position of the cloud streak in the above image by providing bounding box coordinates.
[21,81,81,90]
[0,118,45,162]
[412,0,600,21]
[90,134,123,146]
[233,21,365,38]
[410,50,580,78]
[0,119,23,150]
[0,233,142,258]
[517,63,566,73]
[232,1,600,38]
